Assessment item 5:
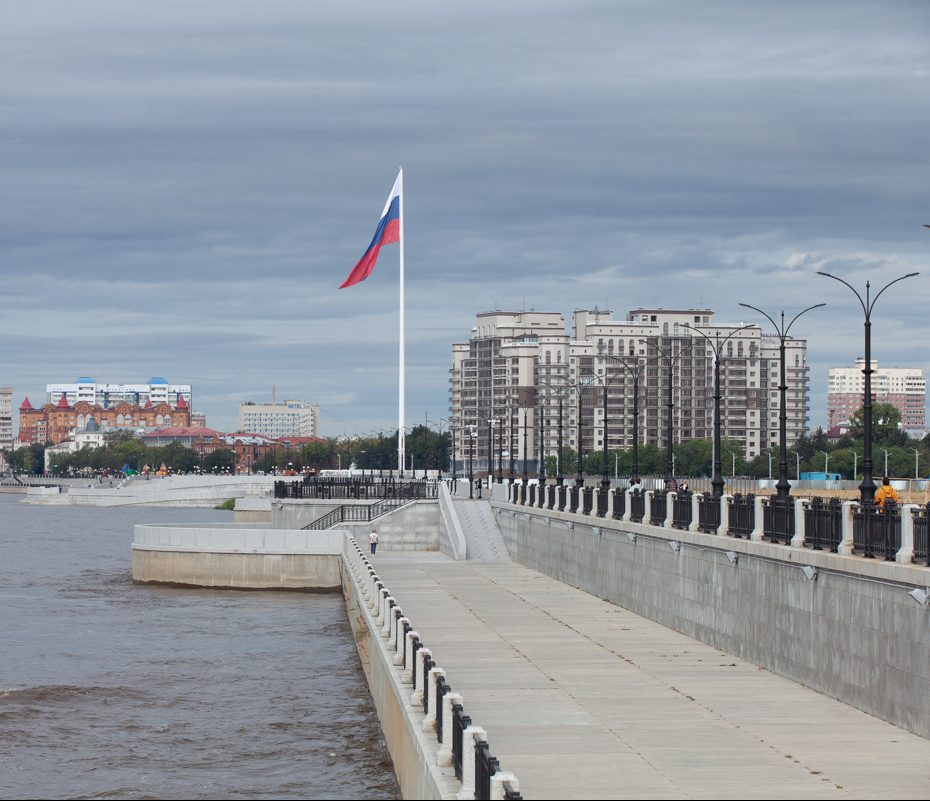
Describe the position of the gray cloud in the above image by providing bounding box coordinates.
[2,1,929,434]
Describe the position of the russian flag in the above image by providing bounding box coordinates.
[340,171,402,289]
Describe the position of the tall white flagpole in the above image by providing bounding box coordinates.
[397,167,406,476]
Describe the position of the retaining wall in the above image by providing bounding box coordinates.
[272,499,441,551]
[132,525,343,589]
[493,501,930,740]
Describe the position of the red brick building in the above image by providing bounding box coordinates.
[18,394,191,445]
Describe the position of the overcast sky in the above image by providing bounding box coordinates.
[3,1,929,436]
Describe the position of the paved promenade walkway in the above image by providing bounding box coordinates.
[372,552,930,799]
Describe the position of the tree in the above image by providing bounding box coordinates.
[204,448,236,472]
[848,403,909,447]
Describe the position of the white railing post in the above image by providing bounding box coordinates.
[750,495,765,540]
[380,597,396,638]
[665,491,675,528]
[490,772,520,800]
[437,690,463,767]
[393,617,409,665]
[607,488,616,518]
[560,487,570,513]
[689,491,701,532]
[411,647,432,706]
[402,631,419,684]
[644,490,654,523]
[591,487,599,516]
[622,487,633,522]
[838,501,856,555]
[899,504,917,563]
[422,666,445,732]
[375,590,390,627]
[790,499,808,549]
[456,725,487,801]
[716,494,731,536]
[388,606,402,646]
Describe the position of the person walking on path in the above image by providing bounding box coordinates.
[874,477,900,510]
[369,527,379,555]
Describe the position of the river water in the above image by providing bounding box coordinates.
[0,494,399,799]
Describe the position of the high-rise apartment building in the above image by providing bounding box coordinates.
[449,307,811,472]
[0,387,12,452]
[238,400,320,438]
[47,377,192,408]
[827,358,926,434]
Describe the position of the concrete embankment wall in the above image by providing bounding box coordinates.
[132,526,343,589]
[493,501,930,740]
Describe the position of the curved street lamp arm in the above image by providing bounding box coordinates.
[784,302,826,337]
[816,272,868,318]
[867,272,919,316]
[738,302,783,336]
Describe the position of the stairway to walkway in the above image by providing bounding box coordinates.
[451,497,511,561]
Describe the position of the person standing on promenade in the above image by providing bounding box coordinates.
[874,477,899,510]
[369,527,379,555]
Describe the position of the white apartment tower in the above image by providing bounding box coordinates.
[0,387,12,452]
[827,359,926,434]
[449,307,811,473]
[238,400,320,438]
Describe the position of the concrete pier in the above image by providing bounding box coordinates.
[372,551,930,799]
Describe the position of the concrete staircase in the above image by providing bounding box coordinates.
[451,497,510,561]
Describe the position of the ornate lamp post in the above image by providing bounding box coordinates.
[581,367,627,494]
[684,323,752,497]
[537,389,546,487]
[816,270,918,504]
[486,416,497,486]
[468,424,477,499]
[522,407,529,483]
[542,381,574,486]
[605,354,648,484]
[739,302,825,500]
[508,402,516,482]
[497,410,505,484]
[641,339,694,483]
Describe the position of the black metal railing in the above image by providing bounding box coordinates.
[597,487,609,517]
[503,781,524,800]
[452,703,471,781]
[650,491,667,526]
[613,488,626,520]
[804,497,843,552]
[549,486,560,510]
[302,495,414,529]
[672,491,692,530]
[274,479,439,500]
[582,487,594,515]
[853,502,901,560]
[763,496,795,544]
[422,653,435,713]
[913,505,930,565]
[569,487,580,514]
[475,740,499,801]
[435,675,451,742]
[728,493,755,539]
[698,494,720,534]
[629,491,645,523]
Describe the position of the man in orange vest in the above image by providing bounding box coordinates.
[874,477,900,509]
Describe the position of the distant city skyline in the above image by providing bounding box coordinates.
[2,2,928,435]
